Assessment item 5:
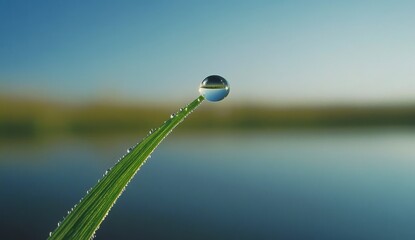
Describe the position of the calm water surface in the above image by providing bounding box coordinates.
[1,130,415,239]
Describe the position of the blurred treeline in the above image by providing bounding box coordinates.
[2,97,415,139]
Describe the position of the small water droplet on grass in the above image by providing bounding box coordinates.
[199,75,230,102]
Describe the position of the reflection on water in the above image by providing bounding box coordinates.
[1,129,415,240]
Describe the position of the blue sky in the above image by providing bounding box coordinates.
[1,1,414,104]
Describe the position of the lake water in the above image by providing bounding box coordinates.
[1,129,415,239]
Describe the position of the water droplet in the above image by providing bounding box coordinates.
[199,75,230,102]
[127,147,132,153]
[185,107,188,111]
[170,113,176,118]
[179,108,183,111]
[49,232,52,237]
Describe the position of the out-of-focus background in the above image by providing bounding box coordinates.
[2,1,415,239]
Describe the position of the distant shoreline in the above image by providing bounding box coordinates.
[2,98,415,138]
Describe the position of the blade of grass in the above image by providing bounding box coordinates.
[48,95,205,239]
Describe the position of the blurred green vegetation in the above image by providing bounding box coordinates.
[2,97,415,139]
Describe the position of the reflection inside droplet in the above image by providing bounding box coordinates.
[199,75,230,102]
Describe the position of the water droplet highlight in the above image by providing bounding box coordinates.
[170,113,176,118]
[127,147,132,153]
[199,75,230,102]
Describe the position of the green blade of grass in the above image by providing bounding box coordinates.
[48,95,205,240]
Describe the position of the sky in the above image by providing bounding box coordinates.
[1,0,415,105]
